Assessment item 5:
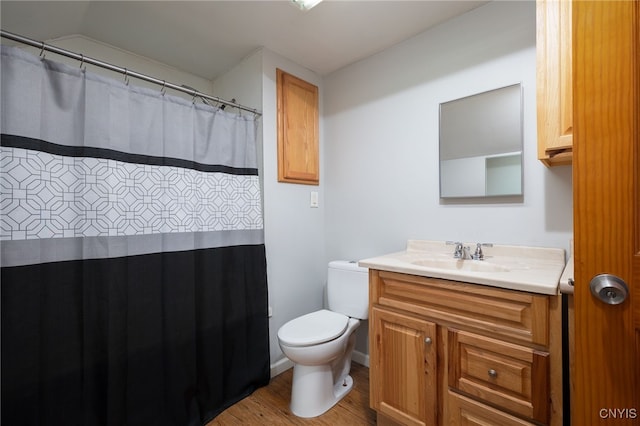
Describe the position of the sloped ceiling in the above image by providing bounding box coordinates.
[1,1,488,80]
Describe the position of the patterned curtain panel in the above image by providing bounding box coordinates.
[1,46,269,425]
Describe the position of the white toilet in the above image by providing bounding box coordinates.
[277,260,369,418]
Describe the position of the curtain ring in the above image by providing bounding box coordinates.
[191,91,197,104]
[39,42,46,58]
[123,68,130,86]
[160,81,166,96]
[229,99,241,116]
[79,54,86,71]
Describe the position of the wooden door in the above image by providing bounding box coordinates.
[573,1,639,424]
[370,306,437,426]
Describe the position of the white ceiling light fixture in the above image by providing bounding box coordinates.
[290,0,323,11]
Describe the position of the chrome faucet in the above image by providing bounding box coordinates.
[447,241,493,260]
[447,241,472,259]
[472,243,493,260]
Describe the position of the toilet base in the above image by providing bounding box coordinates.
[289,363,354,418]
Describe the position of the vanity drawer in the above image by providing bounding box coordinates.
[448,329,549,424]
[447,391,536,426]
[370,270,549,345]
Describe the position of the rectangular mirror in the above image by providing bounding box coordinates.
[439,83,523,198]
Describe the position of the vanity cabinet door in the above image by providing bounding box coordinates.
[370,306,437,426]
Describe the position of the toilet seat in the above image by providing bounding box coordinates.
[278,309,348,347]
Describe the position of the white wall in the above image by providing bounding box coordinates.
[324,0,572,354]
[259,50,326,368]
[211,48,263,110]
[324,0,572,262]
[214,48,327,370]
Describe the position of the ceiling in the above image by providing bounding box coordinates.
[1,1,488,81]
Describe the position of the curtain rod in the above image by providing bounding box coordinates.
[0,29,262,116]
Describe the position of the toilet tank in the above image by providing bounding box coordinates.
[327,260,369,320]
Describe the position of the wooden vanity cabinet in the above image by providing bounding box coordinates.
[536,0,573,166]
[368,270,563,426]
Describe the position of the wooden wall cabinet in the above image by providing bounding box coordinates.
[368,270,563,426]
[536,0,573,166]
[276,69,319,185]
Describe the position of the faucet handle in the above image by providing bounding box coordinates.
[472,243,493,260]
[446,241,464,258]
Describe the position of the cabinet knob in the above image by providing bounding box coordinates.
[488,369,498,378]
[424,337,432,345]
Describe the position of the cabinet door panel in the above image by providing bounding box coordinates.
[536,0,573,166]
[276,68,319,184]
[370,306,437,426]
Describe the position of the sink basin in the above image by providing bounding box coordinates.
[411,258,510,272]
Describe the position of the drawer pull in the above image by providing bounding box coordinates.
[425,337,432,345]
[488,369,498,378]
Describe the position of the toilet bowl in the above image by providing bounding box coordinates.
[277,261,368,418]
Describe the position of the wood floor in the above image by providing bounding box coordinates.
[207,363,376,425]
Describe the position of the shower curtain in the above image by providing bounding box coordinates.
[1,45,269,425]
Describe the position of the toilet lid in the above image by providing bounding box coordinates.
[278,309,349,347]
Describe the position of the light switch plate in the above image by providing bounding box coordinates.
[310,191,319,208]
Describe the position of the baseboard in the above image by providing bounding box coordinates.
[352,349,369,367]
[270,356,294,378]
[270,350,369,378]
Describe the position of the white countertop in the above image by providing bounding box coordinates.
[359,240,566,295]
